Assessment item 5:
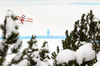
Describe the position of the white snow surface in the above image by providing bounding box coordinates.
[36,60,48,66]
[93,52,100,66]
[32,43,38,50]
[56,49,76,64]
[3,54,16,66]
[56,43,95,65]
[15,59,28,66]
[32,51,40,62]
[6,10,16,17]
[76,43,95,65]
[93,61,100,66]
[2,60,9,66]
[97,52,100,61]
[13,39,22,50]
[80,41,87,45]
[43,58,51,66]
[13,53,23,61]
[6,10,18,38]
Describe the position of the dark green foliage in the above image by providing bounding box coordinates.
[57,46,59,53]
[25,35,38,65]
[11,54,23,64]
[62,10,100,52]
[9,36,37,66]
[16,35,39,66]
[0,57,5,66]
[0,10,22,66]
[51,46,59,59]
[6,32,19,44]
[11,15,18,21]
[11,41,22,53]
[51,45,60,59]
[39,41,50,61]
[17,35,50,66]
[0,18,7,39]
[56,60,78,66]
[51,46,60,66]
[51,52,57,60]
[81,58,96,66]
[62,30,79,51]
[54,10,100,66]
[27,35,37,49]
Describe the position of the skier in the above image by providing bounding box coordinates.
[17,15,33,24]
[20,15,25,24]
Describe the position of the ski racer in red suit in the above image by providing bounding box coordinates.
[17,15,33,24]
[21,15,25,24]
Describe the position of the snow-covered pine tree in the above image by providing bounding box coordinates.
[53,10,99,66]
[62,10,100,52]
[39,41,50,66]
[0,10,22,66]
[51,46,60,66]
[10,35,38,66]
[12,35,50,66]
[26,35,38,66]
